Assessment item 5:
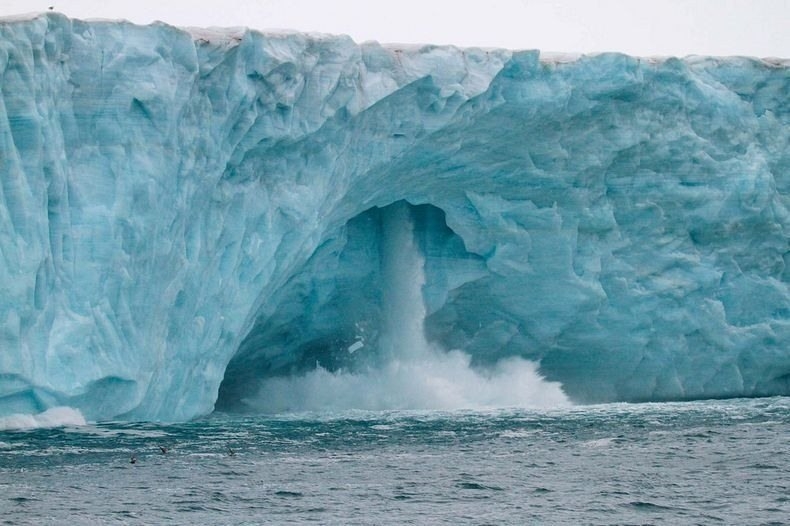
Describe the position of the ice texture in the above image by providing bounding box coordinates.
[0,13,788,421]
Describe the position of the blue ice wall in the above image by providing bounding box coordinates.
[0,13,788,421]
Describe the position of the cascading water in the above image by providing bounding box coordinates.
[244,202,570,413]
[378,201,430,363]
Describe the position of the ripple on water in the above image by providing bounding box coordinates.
[749,463,780,470]
[274,490,304,498]
[456,481,504,491]
[626,500,676,512]
[8,496,39,503]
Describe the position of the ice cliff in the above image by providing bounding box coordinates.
[0,13,788,421]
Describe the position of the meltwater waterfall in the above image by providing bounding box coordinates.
[378,202,430,363]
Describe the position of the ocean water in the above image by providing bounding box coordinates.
[1,397,788,525]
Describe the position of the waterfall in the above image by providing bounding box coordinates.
[378,201,429,363]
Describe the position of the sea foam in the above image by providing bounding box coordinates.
[0,406,87,430]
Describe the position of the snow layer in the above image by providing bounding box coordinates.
[0,13,788,421]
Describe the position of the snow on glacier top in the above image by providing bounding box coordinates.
[1,11,789,67]
[0,11,46,22]
[2,0,790,56]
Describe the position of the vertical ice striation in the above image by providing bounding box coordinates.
[0,13,788,421]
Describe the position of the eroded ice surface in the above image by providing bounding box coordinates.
[0,13,788,421]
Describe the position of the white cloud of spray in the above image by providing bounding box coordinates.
[247,349,570,413]
[0,406,87,430]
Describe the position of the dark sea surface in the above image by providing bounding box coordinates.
[1,397,788,525]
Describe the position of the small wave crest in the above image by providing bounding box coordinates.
[0,406,87,430]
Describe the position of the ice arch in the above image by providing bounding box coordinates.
[217,200,569,413]
[217,201,484,410]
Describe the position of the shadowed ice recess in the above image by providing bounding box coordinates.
[240,202,569,413]
[0,14,789,421]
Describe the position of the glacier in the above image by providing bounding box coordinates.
[0,13,788,422]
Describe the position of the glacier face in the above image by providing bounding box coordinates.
[0,13,788,421]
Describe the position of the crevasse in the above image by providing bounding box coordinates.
[0,13,788,421]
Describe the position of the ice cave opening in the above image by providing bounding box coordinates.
[215,200,569,413]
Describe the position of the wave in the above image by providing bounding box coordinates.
[0,406,87,431]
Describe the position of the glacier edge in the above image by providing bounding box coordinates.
[0,13,788,421]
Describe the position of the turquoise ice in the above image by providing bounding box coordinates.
[0,13,788,421]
